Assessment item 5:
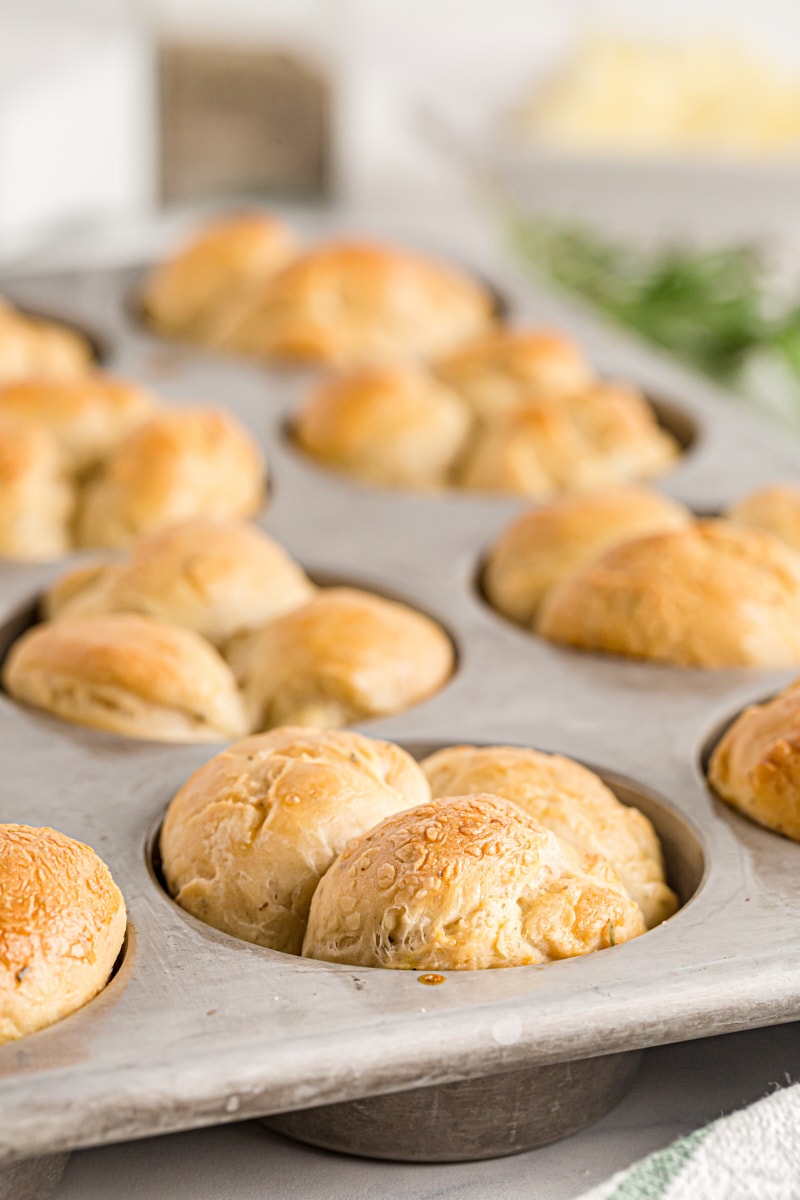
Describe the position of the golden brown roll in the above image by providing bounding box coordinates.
[219,241,495,365]
[538,519,800,667]
[76,407,266,549]
[45,519,314,646]
[457,385,678,496]
[160,727,430,952]
[422,744,677,928]
[484,486,691,626]
[228,587,454,731]
[0,421,74,560]
[434,328,593,421]
[43,562,108,616]
[303,793,646,969]
[728,484,800,554]
[3,613,248,742]
[142,211,296,343]
[0,302,92,383]
[294,366,472,489]
[0,375,156,471]
[0,823,126,1045]
[708,681,800,840]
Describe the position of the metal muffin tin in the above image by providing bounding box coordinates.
[1,213,800,1184]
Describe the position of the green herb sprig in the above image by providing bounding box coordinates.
[510,216,800,421]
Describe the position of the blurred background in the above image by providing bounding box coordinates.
[3,0,800,419]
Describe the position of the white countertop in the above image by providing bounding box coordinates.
[53,1021,800,1200]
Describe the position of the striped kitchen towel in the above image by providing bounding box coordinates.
[577,1083,800,1200]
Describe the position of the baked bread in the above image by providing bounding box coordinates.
[219,241,495,365]
[434,328,593,421]
[45,561,108,614]
[728,484,800,554]
[45,519,314,646]
[422,745,677,927]
[0,823,126,1045]
[0,420,74,560]
[0,375,155,471]
[302,793,646,969]
[457,384,678,496]
[294,366,472,489]
[538,519,800,667]
[484,486,691,626]
[708,681,800,840]
[228,587,454,731]
[160,727,430,952]
[76,407,266,548]
[0,301,92,383]
[3,613,248,742]
[142,211,296,343]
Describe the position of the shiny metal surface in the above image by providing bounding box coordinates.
[1,213,800,1172]
[262,1051,645,1162]
[0,1154,69,1200]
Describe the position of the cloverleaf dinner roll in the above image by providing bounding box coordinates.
[709,681,800,840]
[3,613,248,742]
[484,487,691,626]
[5,536,452,741]
[456,384,678,496]
[45,519,314,646]
[538,520,800,667]
[160,728,430,952]
[728,483,800,553]
[228,587,454,731]
[293,361,678,497]
[294,366,472,489]
[76,407,266,548]
[422,745,677,928]
[434,328,594,421]
[302,793,646,969]
[0,299,92,383]
[142,211,296,343]
[0,375,156,471]
[219,241,495,365]
[0,824,125,1045]
[0,420,74,560]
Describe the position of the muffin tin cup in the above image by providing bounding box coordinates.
[262,1050,644,1162]
[1,212,800,1172]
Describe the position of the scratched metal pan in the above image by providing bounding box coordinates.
[1,215,799,1189]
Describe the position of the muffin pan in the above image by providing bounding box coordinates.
[1,213,800,1186]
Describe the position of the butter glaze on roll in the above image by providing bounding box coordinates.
[45,519,314,646]
[228,587,454,731]
[219,241,495,366]
[3,613,248,742]
[302,793,646,970]
[0,824,126,1045]
[709,681,800,840]
[295,366,471,489]
[160,728,430,952]
[485,486,691,626]
[538,520,800,667]
[422,744,677,928]
[76,407,266,548]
